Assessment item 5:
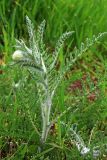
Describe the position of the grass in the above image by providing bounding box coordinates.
[0,0,107,159]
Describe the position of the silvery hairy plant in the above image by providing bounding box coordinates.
[61,121,107,158]
[12,16,106,144]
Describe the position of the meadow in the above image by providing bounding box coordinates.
[0,0,107,159]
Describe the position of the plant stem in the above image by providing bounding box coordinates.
[41,96,51,144]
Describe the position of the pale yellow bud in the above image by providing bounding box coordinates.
[12,50,24,61]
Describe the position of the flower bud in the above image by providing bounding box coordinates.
[12,50,24,61]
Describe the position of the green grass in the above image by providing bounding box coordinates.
[0,0,107,159]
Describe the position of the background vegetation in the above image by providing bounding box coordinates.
[0,0,107,159]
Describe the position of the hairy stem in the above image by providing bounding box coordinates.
[41,96,52,143]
